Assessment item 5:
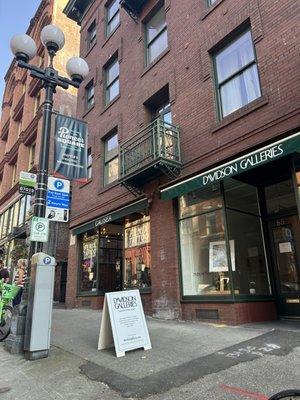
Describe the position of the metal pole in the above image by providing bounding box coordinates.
[32,80,54,255]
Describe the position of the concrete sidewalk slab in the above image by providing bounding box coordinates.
[51,309,300,398]
[51,308,272,379]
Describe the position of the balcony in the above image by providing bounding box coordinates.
[119,118,181,192]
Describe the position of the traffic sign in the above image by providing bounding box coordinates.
[30,217,49,243]
[19,171,37,195]
[46,177,70,222]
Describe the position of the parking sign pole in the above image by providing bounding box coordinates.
[31,82,54,255]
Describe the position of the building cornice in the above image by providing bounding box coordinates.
[63,0,94,24]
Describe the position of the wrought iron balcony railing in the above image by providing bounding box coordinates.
[119,118,181,190]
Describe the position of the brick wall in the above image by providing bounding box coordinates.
[65,0,299,323]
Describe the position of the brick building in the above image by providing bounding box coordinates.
[0,0,79,301]
[64,0,300,323]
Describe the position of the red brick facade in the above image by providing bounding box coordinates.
[64,0,300,323]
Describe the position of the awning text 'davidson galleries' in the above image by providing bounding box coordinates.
[160,131,300,200]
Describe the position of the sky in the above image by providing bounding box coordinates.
[0,0,41,103]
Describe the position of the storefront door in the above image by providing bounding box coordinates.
[269,215,300,317]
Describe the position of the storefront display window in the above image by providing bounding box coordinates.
[98,235,123,292]
[179,208,230,296]
[226,210,270,295]
[124,216,151,289]
[80,233,98,292]
[18,196,26,227]
[179,185,222,219]
[265,179,296,215]
[179,179,272,298]
[224,179,270,295]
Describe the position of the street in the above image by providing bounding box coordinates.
[0,308,299,399]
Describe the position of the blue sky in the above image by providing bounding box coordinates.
[0,0,41,103]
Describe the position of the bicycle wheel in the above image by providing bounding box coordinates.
[0,305,13,341]
[269,389,300,399]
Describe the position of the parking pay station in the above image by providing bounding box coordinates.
[24,252,56,360]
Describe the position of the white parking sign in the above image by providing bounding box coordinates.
[30,217,49,243]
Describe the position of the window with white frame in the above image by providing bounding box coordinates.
[106,0,120,37]
[105,58,119,105]
[87,148,92,179]
[28,143,36,169]
[87,20,97,48]
[214,30,261,118]
[145,6,168,65]
[104,132,118,185]
[11,164,17,187]
[86,80,95,110]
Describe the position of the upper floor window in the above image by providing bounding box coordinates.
[145,6,168,65]
[105,58,119,105]
[11,164,17,187]
[106,0,120,37]
[154,102,172,124]
[87,20,97,49]
[207,0,217,6]
[17,121,22,138]
[34,94,41,116]
[87,148,92,179]
[28,143,36,169]
[86,80,95,110]
[214,30,261,118]
[104,132,118,185]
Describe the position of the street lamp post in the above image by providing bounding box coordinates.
[6,25,89,355]
[10,26,89,252]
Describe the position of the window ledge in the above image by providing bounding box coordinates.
[102,22,121,48]
[181,296,234,303]
[77,291,102,297]
[201,0,225,21]
[79,178,92,189]
[100,94,120,115]
[211,95,269,134]
[97,180,120,195]
[84,41,97,58]
[82,104,95,118]
[141,47,171,78]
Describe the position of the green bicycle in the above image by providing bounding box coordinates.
[0,279,20,341]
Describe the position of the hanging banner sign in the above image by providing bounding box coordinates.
[19,171,37,195]
[98,290,152,357]
[53,114,88,182]
[46,177,70,222]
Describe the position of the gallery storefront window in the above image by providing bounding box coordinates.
[179,185,231,296]
[80,233,98,292]
[179,179,271,298]
[124,216,151,289]
[223,179,271,296]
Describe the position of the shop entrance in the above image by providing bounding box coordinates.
[268,215,300,317]
[263,176,300,318]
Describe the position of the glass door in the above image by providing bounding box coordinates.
[269,216,300,317]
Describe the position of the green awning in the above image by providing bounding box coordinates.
[72,198,148,235]
[160,131,300,200]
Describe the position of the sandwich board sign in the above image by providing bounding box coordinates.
[98,289,152,357]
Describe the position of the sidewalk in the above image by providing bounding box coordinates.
[0,308,299,399]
